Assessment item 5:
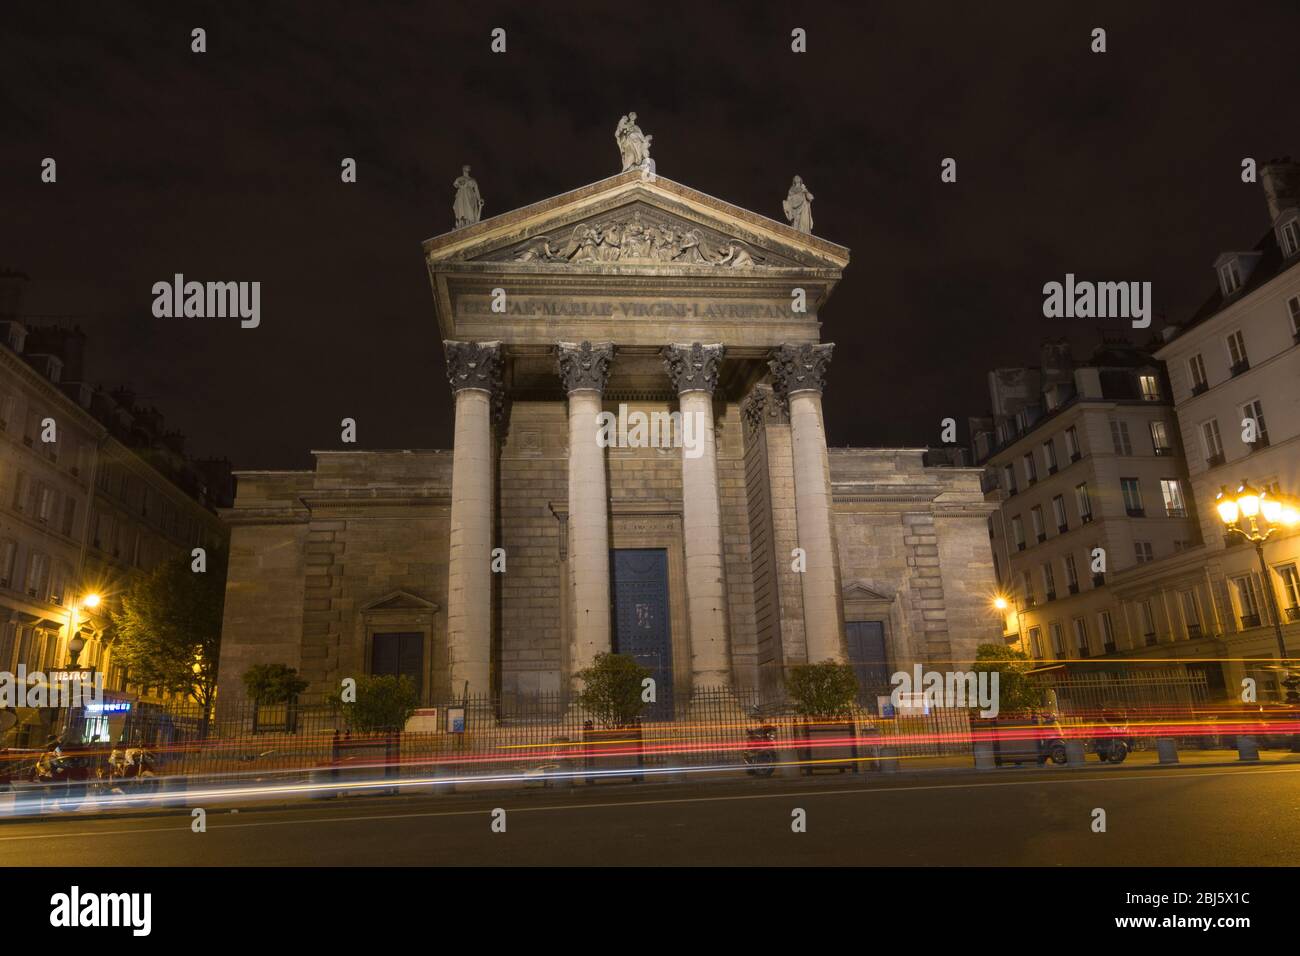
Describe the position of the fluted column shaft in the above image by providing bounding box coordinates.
[444,341,503,698]
[663,343,731,688]
[771,343,844,663]
[557,342,615,678]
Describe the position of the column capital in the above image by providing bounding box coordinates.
[741,383,789,434]
[556,341,616,395]
[769,342,834,399]
[444,340,505,423]
[662,342,725,395]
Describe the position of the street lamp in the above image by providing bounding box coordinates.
[1216,481,1300,702]
[65,592,101,666]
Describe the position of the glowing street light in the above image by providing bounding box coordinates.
[1216,481,1300,700]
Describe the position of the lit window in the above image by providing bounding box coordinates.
[1138,374,1160,401]
[1276,564,1300,610]
[1160,479,1187,517]
[1220,261,1241,294]
[1110,420,1132,455]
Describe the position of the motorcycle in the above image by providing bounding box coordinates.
[742,712,778,777]
[1091,710,1133,764]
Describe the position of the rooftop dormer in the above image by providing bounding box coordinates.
[1213,250,1262,298]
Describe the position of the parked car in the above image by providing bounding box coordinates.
[986,714,1068,767]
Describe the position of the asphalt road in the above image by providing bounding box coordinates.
[1,763,1297,866]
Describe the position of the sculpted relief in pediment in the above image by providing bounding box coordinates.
[488,207,798,269]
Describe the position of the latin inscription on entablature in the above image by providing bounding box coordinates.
[456,295,797,321]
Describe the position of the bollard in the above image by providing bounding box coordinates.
[1237,735,1260,762]
[1156,737,1179,765]
[1065,740,1087,767]
[877,745,900,773]
[973,741,996,770]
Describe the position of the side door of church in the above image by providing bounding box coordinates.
[370,631,424,700]
[845,621,889,704]
[610,548,673,719]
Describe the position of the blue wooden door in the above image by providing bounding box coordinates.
[610,549,673,718]
[845,621,889,703]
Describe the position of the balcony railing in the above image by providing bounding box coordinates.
[1206,452,1226,468]
[1069,451,1082,463]
[1240,612,1262,629]
[1057,523,1069,533]
[1045,590,1057,602]
[1144,632,1157,646]
[1126,507,1146,518]
[1187,623,1202,639]
[1092,573,1106,587]
[1286,606,1300,622]
[1191,381,1209,397]
[1153,446,1172,456]
[1103,641,1117,655]
[1230,359,1251,377]
[1068,583,1079,595]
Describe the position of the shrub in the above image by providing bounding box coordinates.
[574,652,650,728]
[342,674,419,733]
[241,663,309,705]
[786,661,859,719]
[970,644,1041,716]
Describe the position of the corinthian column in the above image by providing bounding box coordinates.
[444,340,503,699]
[770,343,844,664]
[662,343,731,688]
[557,341,616,678]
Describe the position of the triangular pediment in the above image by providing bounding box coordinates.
[843,581,894,603]
[361,590,440,612]
[423,171,849,274]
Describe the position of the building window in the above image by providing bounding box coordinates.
[1226,329,1249,375]
[24,551,49,599]
[1049,622,1064,657]
[0,539,15,589]
[1276,564,1300,618]
[1233,575,1261,628]
[1052,494,1068,532]
[1288,295,1300,338]
[1075,482,1093,523]
[1138,374,1160,401]
[1220,260,1241,295]
[1023,452,1038,485]
[1121,477,1144,516]
[1149,420,1171,455]
[1160,479,1187,517]
[1134,541,1154,563]
[1201,418,1224,466]
[1042,439,1058,474]
[36,485,54,525]
[1180,589,1202,638]
[1028,627,1044,659]
[49,563,66,606]
[1064,553,1079,593]
[1011,515,1025,551]
[1042,563,1057,601]
[1073,617,1090,656]
[1098,610,1116,653]
[1110,420,1133,455]
[1241,399,1270,449]
[1188,353,1209,394]
[1021,570,1035,607]
[1064,426,1081,461]
[1282,219,1300,257]
[1031,506,1046,542]
[60,499,76,537]
[1139,600,1157,645]
[1002,464,1017,495]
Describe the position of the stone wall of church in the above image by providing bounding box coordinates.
[497,401,568,699]
[830,449,1001,673]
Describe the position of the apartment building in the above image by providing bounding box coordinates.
[0,271,231,702]
[970,338,1200,670]
[1107,158,1300,700]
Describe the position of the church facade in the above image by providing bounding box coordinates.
[215,170,1001,713]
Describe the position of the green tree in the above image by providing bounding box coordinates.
[241,663,309,704]
[111,548,228,734]
[341,674,419,733]
[786,661,859,719]
[574,652,650,728]
[971,643,1041,716]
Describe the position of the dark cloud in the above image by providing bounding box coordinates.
[2,1,1296,467]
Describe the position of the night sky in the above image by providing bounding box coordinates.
[4,1,1298,470]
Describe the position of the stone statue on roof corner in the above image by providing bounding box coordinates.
[453,165,484,228]
[783,175,814,234]
[616,113,652,173]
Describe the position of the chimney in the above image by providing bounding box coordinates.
[0,270,28,320]
[1261,157,1300,224]
[1039,338,1074,390]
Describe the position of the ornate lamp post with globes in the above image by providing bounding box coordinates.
[1215,481,1300,703]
